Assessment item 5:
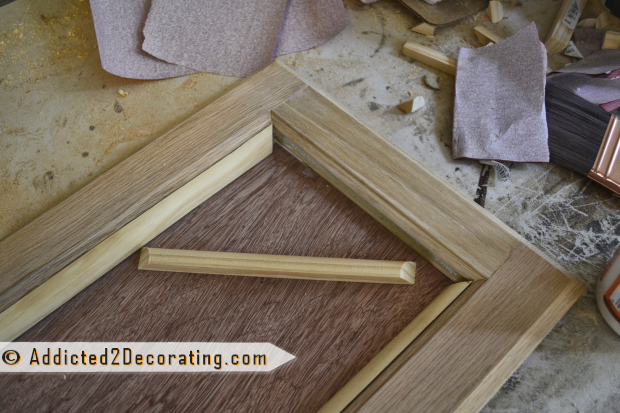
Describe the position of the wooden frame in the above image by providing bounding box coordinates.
[0,61,585,412]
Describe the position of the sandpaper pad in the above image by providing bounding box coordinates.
[452,23,549,163]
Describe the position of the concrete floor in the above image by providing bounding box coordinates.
[1,0,620,411]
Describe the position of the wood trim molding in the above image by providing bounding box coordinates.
[0,60,586,412]
[272,86,517,281]
[0,127,273,342]
[0,64,305,314]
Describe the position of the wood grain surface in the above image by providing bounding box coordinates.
[0,146,452,413]
[344,244,586,413]
[138,248,416,284]
[272,87,517,281]
[0,62,305,314]
[0,128,273,343]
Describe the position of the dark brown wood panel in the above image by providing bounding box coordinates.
[0,146,452,413]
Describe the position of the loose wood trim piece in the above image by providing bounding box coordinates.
[544,0,588,55]
[487,1,503,23]
[318,281,470,413]
[138,248,416,284]
[402,41,457,76]
[272,87,518,281]
[410,22,436,37]
[474,26,504,45]
[603,31,620,49]
[0,62,305,314]
[0,128,273,342]
[397,96,424,114]
[344,243,586,413]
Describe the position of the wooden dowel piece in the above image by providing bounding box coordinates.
[544,0,588,55]
[139,248,416,284]
[402,42,457,76]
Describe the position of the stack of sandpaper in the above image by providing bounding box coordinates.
[90,0,349,79]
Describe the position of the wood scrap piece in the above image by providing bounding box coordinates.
[603,31,620,49]
[138,248,416,284]
[424,73,440,89]
[596,11,609,29]
[397,96,425,113]
[487,1,503,23]
[0,127,273,342]
[402,42,457,76]
[577,18,597,28]
[410,22,436,37]
[317,281,470,413]
[544,0,588,55]
[474,26,504,45]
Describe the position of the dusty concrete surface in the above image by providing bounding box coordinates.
[1,0,620,411]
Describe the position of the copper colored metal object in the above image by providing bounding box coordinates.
[589,115,620,196]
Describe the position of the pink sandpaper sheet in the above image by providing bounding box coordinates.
[452,23,549,163]
[549,49,620,110]
[90,0,349,79]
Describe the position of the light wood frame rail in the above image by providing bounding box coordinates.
[0,61,586,412]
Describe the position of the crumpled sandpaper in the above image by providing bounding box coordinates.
[557,49,620,75]
[572,28,605,58]
[273,0,350,57]
[547,72,620,104]
[90,0,197,79]
[90,0,349,79]
[548,49,620,109]
[452,23,549,163]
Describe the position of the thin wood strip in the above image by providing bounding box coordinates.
[0,128,273,342]
[343,243,586,413]
[138,248,416,284]
[318,281,470,413]
[272,87,517,281]
[0,62,305,314]
[402,41,457,75]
